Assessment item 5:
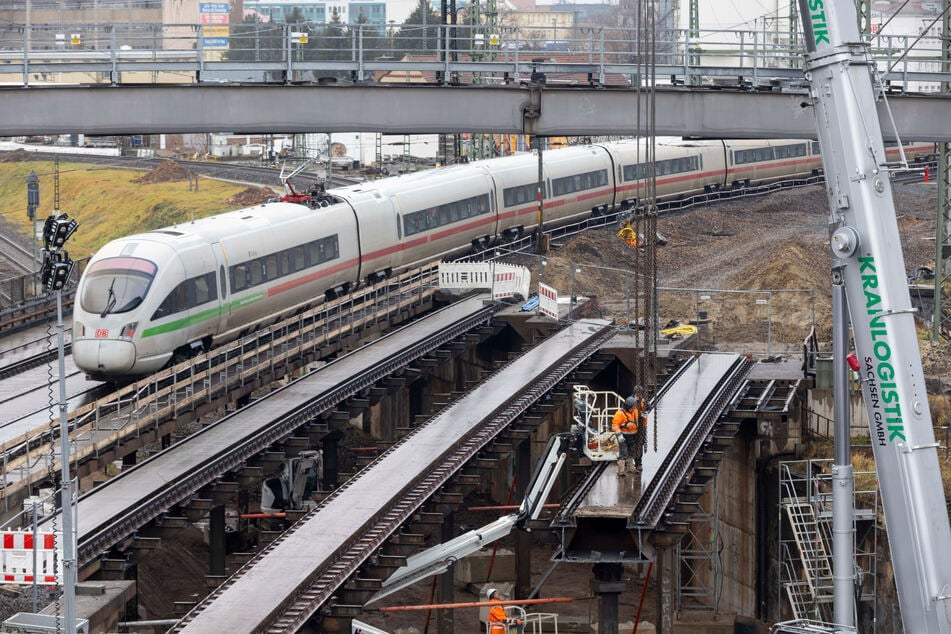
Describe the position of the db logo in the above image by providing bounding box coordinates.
[95,329,109,338]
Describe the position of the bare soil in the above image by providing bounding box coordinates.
[133,160,193,184]
[225,186,278,206]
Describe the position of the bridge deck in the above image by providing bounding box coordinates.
[174,319,612,632]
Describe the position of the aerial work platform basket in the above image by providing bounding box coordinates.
[571,385,624,462]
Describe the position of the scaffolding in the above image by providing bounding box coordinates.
[777,459,879,630]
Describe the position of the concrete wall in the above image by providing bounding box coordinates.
[807,388,870,436]
[704,429,757,617]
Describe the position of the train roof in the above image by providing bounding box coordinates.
[102,201,329,247]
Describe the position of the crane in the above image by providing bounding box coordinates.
[797,0,951,631]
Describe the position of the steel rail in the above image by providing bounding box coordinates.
[0,343,72,381]
[552,355,700,526]
[632,355,753,529]
[263,322,618,632]
[0,232,34,276]
[76,297,500,564]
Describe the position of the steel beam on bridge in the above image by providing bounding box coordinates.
[2,84,950,141]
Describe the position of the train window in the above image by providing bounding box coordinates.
[249,261,264,286]
[734,147,775,165]
[265,255,278,281]
[219,266,227,300]
[152,280,188,320]
[231,264,247,292]
[191,272,216,306]
[775,144,806,159]
[622,163,649,181]
[79,256,157,316]
[504,183,541,207]
[303,235,339,265]
[811,141,821,155]
[403,194,491,236]
[551,169,607,196]
[292,246,305,272]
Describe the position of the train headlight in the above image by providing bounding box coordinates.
[73,322,84,337]
[120,322,138,339]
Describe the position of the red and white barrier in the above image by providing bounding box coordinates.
[0,530,62,585]
[538,283,559,320]
[438,262,530,301]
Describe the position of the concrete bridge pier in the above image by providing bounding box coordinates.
[592,561,624,634]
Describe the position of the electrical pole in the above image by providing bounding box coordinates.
[41,157,78,634]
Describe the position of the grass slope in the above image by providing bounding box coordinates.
[0,160,251,258]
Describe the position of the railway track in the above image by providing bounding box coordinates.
[11,151,363,189]
[0,232,37,307]
[0,232,34,275]
[0,266,440,519]
[170,319,615,632]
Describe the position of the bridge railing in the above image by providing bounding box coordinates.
[0,22,945,90]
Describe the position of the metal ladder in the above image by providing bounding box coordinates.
[783,498,835,615]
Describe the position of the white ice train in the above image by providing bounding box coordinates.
[72,138,934,380]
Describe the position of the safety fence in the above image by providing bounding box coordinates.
[0,22,945,90]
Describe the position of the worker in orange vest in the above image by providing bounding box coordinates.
[612,388,648,476]
[486,588,523,634]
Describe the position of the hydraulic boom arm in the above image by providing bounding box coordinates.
[366,436,571,604]
[798,1,951,630]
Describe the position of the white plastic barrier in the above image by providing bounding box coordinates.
[438,262,530,301]
[0,530,62,585]
[538,283,559,320]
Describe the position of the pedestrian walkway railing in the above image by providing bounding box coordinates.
[0,23,946,91]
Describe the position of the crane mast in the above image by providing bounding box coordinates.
[797,0,951,630]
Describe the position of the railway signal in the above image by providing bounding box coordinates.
[25,171,38,220]
[40,250,73,293]
[41,212,78,250]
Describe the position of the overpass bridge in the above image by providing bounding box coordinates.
[0,22,949,140]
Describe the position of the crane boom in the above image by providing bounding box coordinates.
[797,1,951,630]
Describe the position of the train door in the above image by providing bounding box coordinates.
[211,242,230,334]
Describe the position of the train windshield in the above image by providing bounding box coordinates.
[80,257,157,317]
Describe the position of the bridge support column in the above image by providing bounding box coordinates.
[651,532,682,634]
[437,512,455,634]
[591,562,624,634]
[516,438,532,599]
[210,505,226,577]
[322,432,339,489]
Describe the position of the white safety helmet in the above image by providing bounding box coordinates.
[486,587,498,599]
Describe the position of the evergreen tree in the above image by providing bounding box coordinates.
[396,0,441,54]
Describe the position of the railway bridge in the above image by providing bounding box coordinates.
[0,287,806,633]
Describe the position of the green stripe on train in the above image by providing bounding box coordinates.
[140,292,265,338]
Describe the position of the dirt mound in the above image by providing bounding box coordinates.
[507,183,951,358]
[134,160,192,184]
[226,186,278,206]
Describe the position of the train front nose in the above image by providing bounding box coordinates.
[72,338,137,376]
